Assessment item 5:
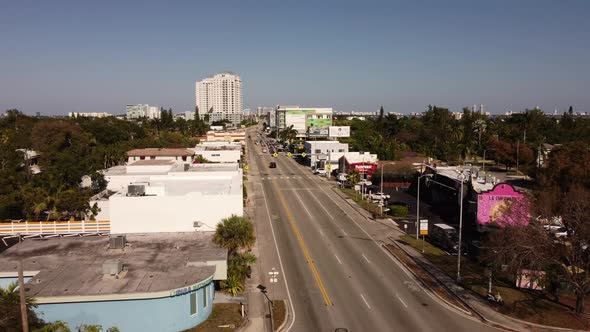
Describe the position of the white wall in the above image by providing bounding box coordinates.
[109,192,243,234]
[196,150,241,163]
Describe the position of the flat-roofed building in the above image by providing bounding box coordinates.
[96,160,243,233]
[0,233,225,332]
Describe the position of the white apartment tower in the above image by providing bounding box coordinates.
[196,72,243,125]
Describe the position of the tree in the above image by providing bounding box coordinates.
[0,281,41,330]
[486,144,590,314]
[347,169,360,186]
[34,321,120,332]
[213,215,256,256]
[221,275,244,296]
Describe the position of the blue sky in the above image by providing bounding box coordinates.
[1,0,589,115]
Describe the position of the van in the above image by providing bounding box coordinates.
[428,223,461,254]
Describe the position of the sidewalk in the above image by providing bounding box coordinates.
[331,183,584,332]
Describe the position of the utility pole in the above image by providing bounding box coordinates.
[456,174,465,283]
[18,260,29,332]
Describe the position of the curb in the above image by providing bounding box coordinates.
[275,299,289,332]
[384,240,476,318]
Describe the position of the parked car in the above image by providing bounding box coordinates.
[269,161,277,168]
[370,192,391,201]
[359,179,372,186]
[337,173,348,182]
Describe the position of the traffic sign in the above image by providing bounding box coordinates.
[327,164,332,169]
[287,152,292,157]
[301,152,307,158]
[244,165,249,171]
[273,152,278,158]
[419,219,429,235]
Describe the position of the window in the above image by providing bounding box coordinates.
[140,156,145,160]
[315,149,321,154]
[338,149,345,153]
[190,292,197,315]
[150,156,156,160]
[182,156,187,161]
[133,157,136,161]
[203,286,208,308]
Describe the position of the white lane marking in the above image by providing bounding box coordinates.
[362,254,371,264]
[259,183,296,331]
[307,191,334,220]
[340,228,348,236]
[319,229,325,238]
[360,294,372,309]
[293,190,313,219]
[334,254,343,264]
[396,294,408,308]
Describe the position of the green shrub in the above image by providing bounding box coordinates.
[389,205,408,217]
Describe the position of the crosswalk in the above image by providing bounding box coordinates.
[259,175,316,181]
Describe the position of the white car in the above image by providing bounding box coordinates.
[359,179,372,186]
[370,192,390,201]
[554,227,568,239]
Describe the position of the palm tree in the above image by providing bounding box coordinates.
[213,215,256,256]
[0,281,38,329]
[221,275,244,296]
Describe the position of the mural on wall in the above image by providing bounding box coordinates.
[477,183,528,227]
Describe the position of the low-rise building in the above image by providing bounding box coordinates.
[68,112,112,118]
[0,233,225,332]
[198,130,246,145]
[96,160,243,233]
[338,152,379,178]
[192,141,242,163]
[304,141,349,169]
[126,148,196,164]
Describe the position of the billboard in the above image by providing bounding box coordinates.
[329,126,350,138]
[477,184,528,227]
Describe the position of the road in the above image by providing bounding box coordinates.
[246,131,498,332]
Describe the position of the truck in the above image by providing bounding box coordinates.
[428,223,463,254]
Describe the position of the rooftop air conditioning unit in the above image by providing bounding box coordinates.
[193,221,203,228]
[127,184,145,197]
[102,259,123,276]
[110,235,126,249]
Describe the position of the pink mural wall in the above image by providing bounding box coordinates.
[477,183,528,226]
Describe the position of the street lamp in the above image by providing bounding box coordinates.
[456,173,466,283]
[257,284,274,331]
[416,173,432,240]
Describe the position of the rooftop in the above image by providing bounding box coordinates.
[127,148,195,157]
[0,233,225,298]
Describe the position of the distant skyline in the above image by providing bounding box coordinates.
[1,0,589,115]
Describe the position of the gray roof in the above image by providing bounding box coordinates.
[0,233,226,298]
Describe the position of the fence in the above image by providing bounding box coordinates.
[0,220,110,236]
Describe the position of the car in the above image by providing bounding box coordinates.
[370,192,391,201]
[358,179,372,186]
[269,162,277,168]
[554,227,568,238]
[262,148,268,153]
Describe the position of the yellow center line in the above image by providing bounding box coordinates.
[260,154,333,306]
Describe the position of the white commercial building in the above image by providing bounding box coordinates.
[94,160,243,234]
[126,104,161,119]
[196,72,243,125]
[304,141,349,170]
[192,142,242,164]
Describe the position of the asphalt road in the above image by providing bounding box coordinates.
[247,132,498,332]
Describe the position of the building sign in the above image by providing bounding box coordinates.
[350,162,377,176]
[477,184,527,226]
[419,219,429,235]
[169,275,213,297]
[329,126,350,138]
